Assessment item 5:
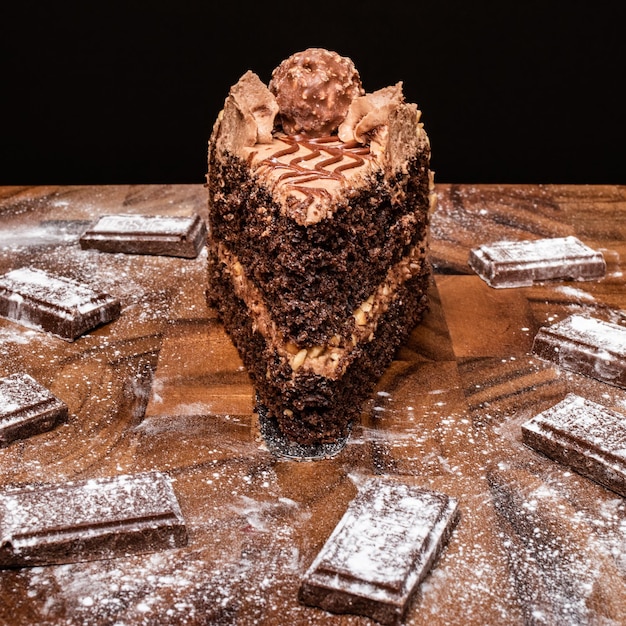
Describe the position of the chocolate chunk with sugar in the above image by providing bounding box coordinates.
[532,314,626,389]
[468,236,606,288]
[0,471,187,568]
[0,373,68,447]
[0,267,121,341]
[522,394,626,496]
[298,477,459,625]
[79,213,207,258]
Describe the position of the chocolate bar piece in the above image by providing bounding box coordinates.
[522,394,626,496]
[79,214,207,258]
[298,478,459,625]
[532,314,626,389]
[0,373,68,447]
[0,267,121,341]
[468,236,606,288]
[0,471,187,568]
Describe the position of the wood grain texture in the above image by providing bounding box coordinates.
[0,184,625,625]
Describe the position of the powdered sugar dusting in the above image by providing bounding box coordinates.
[317,485,445,589]
[524,394,626,466]
[301,477,459,618]
[0,471,186,566]
[532,314,626,387]
[89,215,194,237]
[0,373,51,418]
[477,236,599,264]
[1,268,104,313]
[23,550,246,626]
[488,465,626,625]
[468,236,606,288]
[0,184,625,623]
[563,315,626,355]
[552,285,597,302]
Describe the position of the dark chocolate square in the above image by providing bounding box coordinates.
[0,267,121,341]
[0,373,68,446]
[79,214,207,258]
[298,477,459,625]
[0,471,188,567]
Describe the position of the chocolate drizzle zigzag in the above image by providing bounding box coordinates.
[251,135,372,203]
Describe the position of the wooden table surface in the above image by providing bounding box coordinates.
[0,183,625,625]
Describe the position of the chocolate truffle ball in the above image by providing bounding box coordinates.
[269,48,364,137]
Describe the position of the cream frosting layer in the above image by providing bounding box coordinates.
[242,135,380,225]
[217,238,428,381]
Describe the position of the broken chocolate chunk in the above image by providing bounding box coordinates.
[298,477,459,625]
[0,267,121,341]
[531,314,626,389]
[468,236,606,288]
[522,394,626,496]
[0,373,68,447]
[79,214,207,258]
[0,471,188,568]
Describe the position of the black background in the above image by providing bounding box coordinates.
[2,1,624,185]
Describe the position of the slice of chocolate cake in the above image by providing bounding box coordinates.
[206,48,434,452]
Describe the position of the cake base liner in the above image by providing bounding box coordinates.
[256,398,349,460]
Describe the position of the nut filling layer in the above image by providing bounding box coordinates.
[217,238,427,380]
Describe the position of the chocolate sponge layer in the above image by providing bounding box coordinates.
[207,259,430,446]
[207,150,430,347]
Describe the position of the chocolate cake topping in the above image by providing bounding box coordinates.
[212,53,430,225]
[269,48,364,137]
[212,70,279,155]
[257,135,370,180]
[253,135,372,207]
[338,82,405,145]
